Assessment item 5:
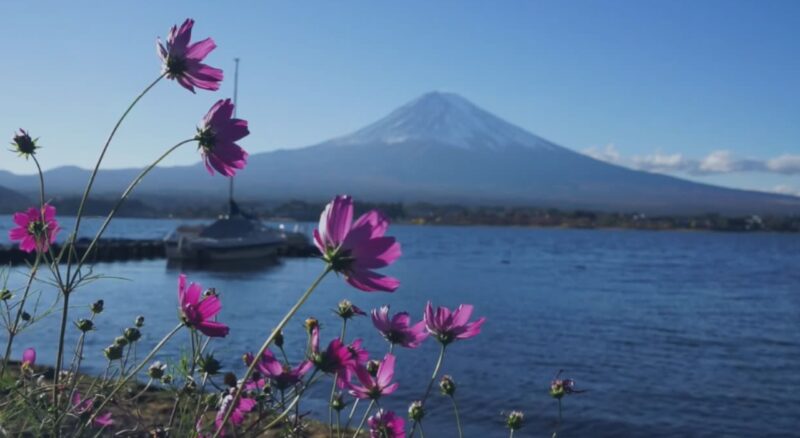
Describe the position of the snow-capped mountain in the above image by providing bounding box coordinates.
[1,92,798,215]
[328,92,557,151]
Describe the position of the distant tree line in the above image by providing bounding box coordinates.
[23,196,800,232]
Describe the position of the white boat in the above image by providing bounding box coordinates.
[164,205,286,262]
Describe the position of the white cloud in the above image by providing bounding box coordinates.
[766,155,800,174]
[583,144,623,164]
[583,147,800,176]
[632,152,692,172]
[772,185,800,197]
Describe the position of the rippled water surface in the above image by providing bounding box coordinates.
[2,217,799,437]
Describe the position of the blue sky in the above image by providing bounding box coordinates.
[1,1,798,194]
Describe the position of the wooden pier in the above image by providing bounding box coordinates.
[0,238,319,266]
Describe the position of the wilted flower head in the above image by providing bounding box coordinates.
[550,370,583,399]
[424,302,485,345]
[331,392,346,411]
[336,299,366,320]
[372,305,428,349]
[148,361,167,380]
[21,311,31,322]
[440,375,456,396]
[348,354,399,400]
[367,409,405,438]
[178,274,229,338]
[506,410,524,430]
[90,300,104,314]
[104,344,123,361]
[114,336,128,347]
[124,327,141,343]
[198,353,223,375]
[76,319,95,332]
[10,129,39,157]
[157,19,223,93]
[0,289,11,301]
[135,315,145,327]
[20,348,35,372]
[314,195,401,292]
[9,204,60,253]
[408,401,425,422]
[195,99,249,176]
[274,329,285,348]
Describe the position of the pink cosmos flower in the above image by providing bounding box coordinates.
[309,326,357,388]
[424,302,486,345]
[178,274,229,337]
[72,392,114,427]
[157,19,223,93]
[215,390,256,434]
[196,99,249,177]
[347,354,399,400]
[246,349,312,391]
[367,409,405,438]
[20,347,35,372]
[372,306,428,348]
[9,204,60,253]
[314,195,401,292]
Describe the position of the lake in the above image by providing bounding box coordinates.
[2,217,799,437]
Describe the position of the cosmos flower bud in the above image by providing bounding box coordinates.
[506,411,524,430]
[124,327,142,343]
[408,401,425,422]
[114,336,129,347]
[10,129,39,158]
[331,392,346,412]
[0,289,12,301]
[90,300,104,314]
[148,361,166,379]
[336,299,366,320]
[439,375,456,396]
[198,353,222,375]
[274,330,285,348]
[104,344,123,361]
[76,319,94,332]
[366,359,381,377]
[304,318,319,334]
[161,374,173,385]
[21,311,31,322]
[135,315,145,327]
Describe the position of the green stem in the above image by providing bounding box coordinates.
[352,399,375,438]
[86,323,182,426]
[212,265,332,437]
[52,289,70,406]
[66,73,165,284]
[409,343,447,438]
[450,396,464,438]
[0,252,41,377]
[330,318,348,437]
[421,344,446,403]
[69,139,194,284]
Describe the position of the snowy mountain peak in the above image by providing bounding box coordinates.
[328,91,559,151]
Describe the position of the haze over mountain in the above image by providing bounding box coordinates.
[0,185,29,213]
[1,92,798,215]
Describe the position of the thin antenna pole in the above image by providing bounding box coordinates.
[229,58,239,214]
